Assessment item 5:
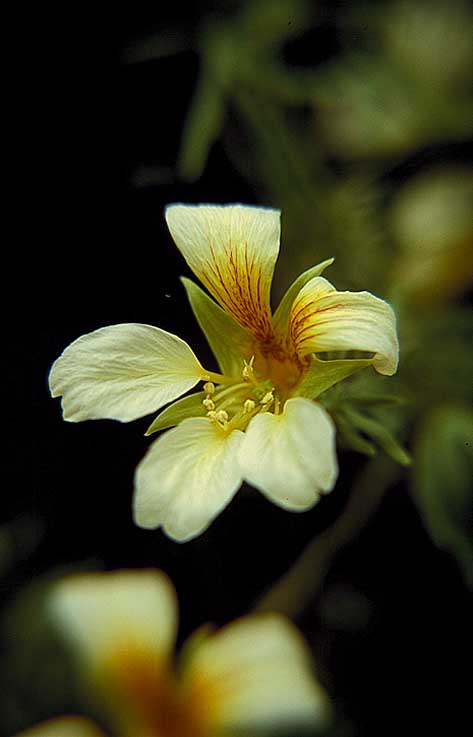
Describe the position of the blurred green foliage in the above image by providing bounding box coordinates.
[10,0,473,734]
[1,572,85,734]
[413,404,473,588]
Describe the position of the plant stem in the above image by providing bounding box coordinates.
[254,456,402,618]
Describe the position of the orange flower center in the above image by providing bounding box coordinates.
[254,339,309,398]
[102,650,212,737]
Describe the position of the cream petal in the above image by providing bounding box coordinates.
[166,204,280,341]
[13,717,106,737]
[49,323,205,422]
[290,276,399,375]
[239,397,338,510]
[133,418,244,542]
[183,614,330,731]
[49,569,178,670]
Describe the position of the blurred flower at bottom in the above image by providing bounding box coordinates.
[15,716,107,737]
[14,569,330,737]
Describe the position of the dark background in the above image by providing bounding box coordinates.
[10,2,473,736]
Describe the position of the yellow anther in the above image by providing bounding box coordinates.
[242,356,255,381]
[206,410,217,420]
[260,391,274,406]
[203,381,215,395]
[203,398,215,411]
[215,409,229,423]
[244,399,256,413]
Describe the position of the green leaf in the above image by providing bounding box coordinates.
[334,413,377,457]
[403,307,473,406]
[181,277,252,377]
[177,21,238,182]
[122,29,190,64]
[412,404,473,587]
[239,0,312,51]
[344,407,411,466]
[272,258,334,333]
[296,356,373,400]
[348,393,405,407]
[145,391,206,436]
[177,73,225,181]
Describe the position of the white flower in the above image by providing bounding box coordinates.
[50,204,399,541]
[21,569,329,737]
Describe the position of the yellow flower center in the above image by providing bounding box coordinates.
[202,345,309,433]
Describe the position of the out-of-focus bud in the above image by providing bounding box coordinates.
[313,0,473,160]
[314,57,423,159]
[380,0,473,90]
[389,167,473,304]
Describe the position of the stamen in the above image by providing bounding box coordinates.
[215,410,229,424]
[244,399,256,413]
[242,356,256,382]
[260,391,274,406]
[206,408,229,430]
[201,371,237,386]
[203,356,283,432]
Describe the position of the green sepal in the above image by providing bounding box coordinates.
[145,391,207,436]
[334,412,377,457]
[349,394,405,407]
[344,407,411,466]
[181,277,251,377]
[273,258,334,333]
[296,356,373,400]
[412,404,473,588]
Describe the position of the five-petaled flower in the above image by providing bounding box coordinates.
[49,204,399,541]
[15,569,330,737]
